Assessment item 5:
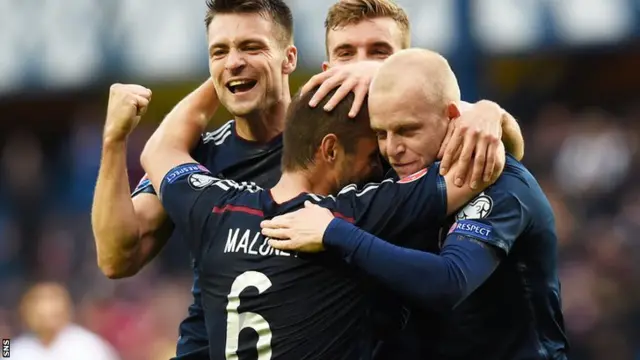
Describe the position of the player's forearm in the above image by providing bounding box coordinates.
[166,79,219,146]
[323,219,499,309]
[141,80,218,189]
[500,109,524,161]
[142,79,218,158]
[92,138,146,278]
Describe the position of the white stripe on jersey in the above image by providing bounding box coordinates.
[337,178,394,197]
[211,119,234,136]
[213,130,232,145]
[202,120,234,144]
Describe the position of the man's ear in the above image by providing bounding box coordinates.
[283,45,298,75]
[321,61,330,72]
[446,101,461,120]
[319,133,339,163]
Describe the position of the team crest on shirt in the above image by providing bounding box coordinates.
[455,192,493,220]
[188,173,217,189]
[397,168,428,183]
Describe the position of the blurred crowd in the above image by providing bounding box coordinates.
[0,98,639,359]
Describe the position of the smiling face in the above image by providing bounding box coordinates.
[207,12,296,117]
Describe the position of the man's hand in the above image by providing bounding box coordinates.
[260,201,334,253]
[104,83,152,142]
[301,61,381,117]
[438,100,503,189]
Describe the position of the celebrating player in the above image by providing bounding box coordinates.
[93,1,294,358]
[92,0,525,359]
[140,78,502,358]
[261,49,569,360]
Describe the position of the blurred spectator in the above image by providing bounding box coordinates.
[12,282,120,360]
[554,110,633,200]
[1,131,46,282]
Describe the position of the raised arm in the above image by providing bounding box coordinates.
[140,80,217,191]
[92,80,218,278]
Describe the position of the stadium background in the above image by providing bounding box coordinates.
[1,0,639,359]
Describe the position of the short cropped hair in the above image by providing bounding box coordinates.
[281,88,371,172]
[324,0,410,53]
[205,0,294,45]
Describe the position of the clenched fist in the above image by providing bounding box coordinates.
[104,83,152,141]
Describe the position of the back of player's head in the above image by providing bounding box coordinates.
[281,87,371,172]
[205,0,294,45]
[324,0,410,52]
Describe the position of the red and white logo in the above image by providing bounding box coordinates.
[397,168,428,184]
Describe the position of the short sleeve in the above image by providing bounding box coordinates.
[131,173,156,197]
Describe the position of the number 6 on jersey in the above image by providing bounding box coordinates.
[226,271,273,359]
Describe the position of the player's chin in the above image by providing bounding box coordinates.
[226,100,261,117]
[393,164,422,179]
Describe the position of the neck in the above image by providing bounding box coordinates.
[270,169,333,204]
[37,328,62,347]
[234,94,290,143]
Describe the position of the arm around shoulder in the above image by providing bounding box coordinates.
[443,141,506,215]
[498,106,524,161]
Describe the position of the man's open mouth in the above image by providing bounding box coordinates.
[226,79,258,94]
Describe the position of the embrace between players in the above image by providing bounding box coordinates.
[92,0,568,359]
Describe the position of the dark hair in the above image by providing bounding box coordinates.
[205,0,294,45]
[281,87,371,172]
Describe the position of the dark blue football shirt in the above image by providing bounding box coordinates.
[321,155,569,360]
[158,161,447,359]
[432,155,568,359]
[132,120,283,359]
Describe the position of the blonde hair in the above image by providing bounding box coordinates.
[324,0,410,54]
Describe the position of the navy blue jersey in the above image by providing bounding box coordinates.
[132,120,283,359]
[429,155,568,360]
[159,163,446,360]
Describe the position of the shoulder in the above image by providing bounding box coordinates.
[336,178,397,197]
[9,335,41,360]
[12,334,38,348]
[62,325,102,341]
[500,154,534,184]
[187,173,265,206]
[210,177,264,194]
[463,155,551,224]
[491,155,546,205]
[63,325,118,353]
